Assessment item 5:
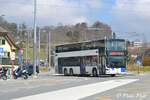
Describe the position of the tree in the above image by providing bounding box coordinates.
[72,31,80,42]
[91,21,112,39]
[66,31,72,37]
[66,30,80,42]
[75,22,88,30]
[92,21,103,28]
[80,22,88,29]
[0,16,17,34]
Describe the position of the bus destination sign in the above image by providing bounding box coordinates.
[109,52,124,56]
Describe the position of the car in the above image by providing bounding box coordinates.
[23,64,39,76]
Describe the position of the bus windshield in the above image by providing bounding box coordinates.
[107,40,126,51]
[108,56,125,67]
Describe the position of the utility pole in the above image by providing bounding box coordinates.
[33,0,37,76]
[48,32,51,71]
[25,31,28,63]
[38,28,41,68]
[47,32,51,71]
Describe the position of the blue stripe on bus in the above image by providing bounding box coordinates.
[121,68,126,72]
[111,68,115,70]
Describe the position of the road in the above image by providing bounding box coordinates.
[0,73,149,100]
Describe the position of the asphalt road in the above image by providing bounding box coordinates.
[0,73,149,100]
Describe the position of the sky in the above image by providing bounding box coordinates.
[0,0,150,42]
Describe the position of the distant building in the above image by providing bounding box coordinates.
[133,41,143,48]
[129,41,143,48]
[128,41,143,58]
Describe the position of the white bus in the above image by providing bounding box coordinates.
[54,39,128,76]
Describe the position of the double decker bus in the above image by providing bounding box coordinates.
[54,39,128,76]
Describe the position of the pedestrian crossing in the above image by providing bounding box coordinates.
[13,79,138,100]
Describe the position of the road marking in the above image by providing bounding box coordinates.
[13,79,138,100]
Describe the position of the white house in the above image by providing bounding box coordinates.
[0,26,18,67]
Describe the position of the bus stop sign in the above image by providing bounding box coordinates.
[0,48,4,56]
[135,55,142,66]
[10,52,15,61]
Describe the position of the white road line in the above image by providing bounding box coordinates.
[13,79,138,100]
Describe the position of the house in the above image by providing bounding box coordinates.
[0,26,18,59]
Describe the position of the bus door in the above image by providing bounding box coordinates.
[80,57,86,75]
[101,56,106,74]
[98,56,102,74]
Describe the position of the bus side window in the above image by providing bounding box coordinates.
[99,56,101,66]
[100,56,103,67]
[85,56,91,66]
[101,56,104,67]
[102,56,106,67]
[91,56,97,66]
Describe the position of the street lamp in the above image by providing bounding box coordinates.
[33,0,37,76]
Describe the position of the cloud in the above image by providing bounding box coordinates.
[113,0,150,18]
[36,0,101,25]
[0,0,101,25]
[111,0,150,41]
[1,0,149,41]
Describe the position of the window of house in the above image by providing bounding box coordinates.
[7,52,10,57]
[2,39,5,45]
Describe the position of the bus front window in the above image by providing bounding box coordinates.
[107,40,126,51]
[108,56,125,67]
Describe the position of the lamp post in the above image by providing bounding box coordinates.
[48,32,51,71]
[33,0,37,76]
[0,14,5,17]
[25,30,30,63]
[38,28,41,68]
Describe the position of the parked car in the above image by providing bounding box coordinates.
[23,64,39,76]
[0,67,8,80]
[13,67,28,79]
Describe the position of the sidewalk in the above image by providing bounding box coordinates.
[126,71,150,76]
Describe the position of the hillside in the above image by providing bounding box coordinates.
[40,21,112,45]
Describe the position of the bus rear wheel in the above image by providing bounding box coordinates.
[92,68,98,77]
[64,68,68,76]
[111,74,116,77]
[69,68,74,76]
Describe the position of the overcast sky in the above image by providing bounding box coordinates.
[0,0,150,42]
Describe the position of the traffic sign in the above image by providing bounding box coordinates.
[136,60,142,66]
[0,48,4,53]
[135,55,142,66]
[19,48,23,56]
[0,48,4,56]
[10,52,15,60]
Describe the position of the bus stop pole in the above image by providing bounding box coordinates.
[11,51,16,79]
[11,60,14,79]
[138,64,140,74]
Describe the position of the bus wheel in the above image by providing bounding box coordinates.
[64,68,68,76]
[92,68,98,77]
[111,74,116,77]
[69,69,74,76]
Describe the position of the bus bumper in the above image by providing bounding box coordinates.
[106,68,126,74]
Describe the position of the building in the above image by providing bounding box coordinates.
[128,41,144,58]
[0,26,18,59]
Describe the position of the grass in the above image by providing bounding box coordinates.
[39,67,49,72]
[127,64,150,73]
[22,44,49,62]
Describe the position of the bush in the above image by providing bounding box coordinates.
[142,57,150,66]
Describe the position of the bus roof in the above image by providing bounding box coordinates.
[55,38,125,47]
[56,39,105,47]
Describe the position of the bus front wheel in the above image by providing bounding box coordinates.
[92,68,98,77]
